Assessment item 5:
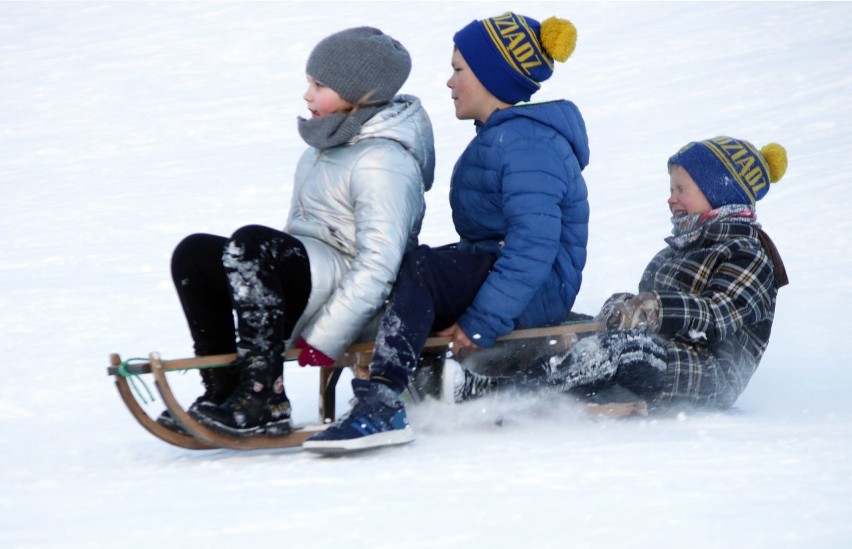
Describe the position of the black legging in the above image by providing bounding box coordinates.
[171,225,311,358]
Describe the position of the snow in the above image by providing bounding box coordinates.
[2,1,851,547]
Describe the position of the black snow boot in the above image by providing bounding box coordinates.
[156,363,239,433]
[189,354,292,437]
[407,355,445,402]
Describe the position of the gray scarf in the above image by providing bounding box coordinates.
[297,105,385,150]
[666,204,758,249]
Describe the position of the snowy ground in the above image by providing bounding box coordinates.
[2,2,852,547]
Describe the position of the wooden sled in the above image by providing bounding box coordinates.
[107,320,644,450]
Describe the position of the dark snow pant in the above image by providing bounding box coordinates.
[171,225,311,361]
[369,244,497,393]
[536,329,668,400]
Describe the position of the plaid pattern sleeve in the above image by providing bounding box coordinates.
[638,222,780,408]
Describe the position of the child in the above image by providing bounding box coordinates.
[477,136,789,411]
[304,12,590,452]
[159,27,435,436]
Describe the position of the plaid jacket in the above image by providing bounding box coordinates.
[639,220,782,408]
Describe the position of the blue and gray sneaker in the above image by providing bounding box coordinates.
[303,379,414,454]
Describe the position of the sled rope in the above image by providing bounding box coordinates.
[114,356,235,403]
[118,358,156,404]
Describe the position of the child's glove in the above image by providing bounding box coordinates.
[598,292,636,313]
[596,292,635,326]
[295,337,336,367]
[597,292,661,332]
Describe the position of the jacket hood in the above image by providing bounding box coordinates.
[481,100,590,170]
[354,94,436,192]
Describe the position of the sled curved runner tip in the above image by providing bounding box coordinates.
[148,352,323,450]
[109,353,215,450]
[107,350,351,450]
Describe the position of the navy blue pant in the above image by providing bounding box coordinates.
[369,244,497,392]
[171,225,311,358]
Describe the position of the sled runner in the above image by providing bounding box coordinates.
[108,320,645,450]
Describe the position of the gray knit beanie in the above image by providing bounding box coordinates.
[306,26,411,105]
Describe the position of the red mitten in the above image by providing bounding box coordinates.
[295,337,336,367]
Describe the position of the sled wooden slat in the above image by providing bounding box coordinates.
[584,400,648,417]
[106,321,604,376]
[106,353,238,376]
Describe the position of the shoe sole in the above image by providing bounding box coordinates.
[155,414,189,436]
[302,427,415,454]
[190,410,294,438]
[156,400,219,436]
[441,361,456,404]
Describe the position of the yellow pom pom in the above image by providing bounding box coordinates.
[540,17,577,62]
[760,143,788,183]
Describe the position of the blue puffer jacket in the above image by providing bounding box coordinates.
[451,100,590,347]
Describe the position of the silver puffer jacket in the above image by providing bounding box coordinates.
[286,95,435,359]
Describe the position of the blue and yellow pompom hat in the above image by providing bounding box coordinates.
[453,12,577,104]
[668,137,789,208]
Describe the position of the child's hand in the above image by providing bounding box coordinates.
[598,292,661,332]
[597,292,635,316]
[295,337,336,367]
[596,292,634,326]
[436,323,479,356]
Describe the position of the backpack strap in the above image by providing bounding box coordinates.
[756,228,789,288]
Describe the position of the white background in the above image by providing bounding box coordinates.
[2,2,851,547]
